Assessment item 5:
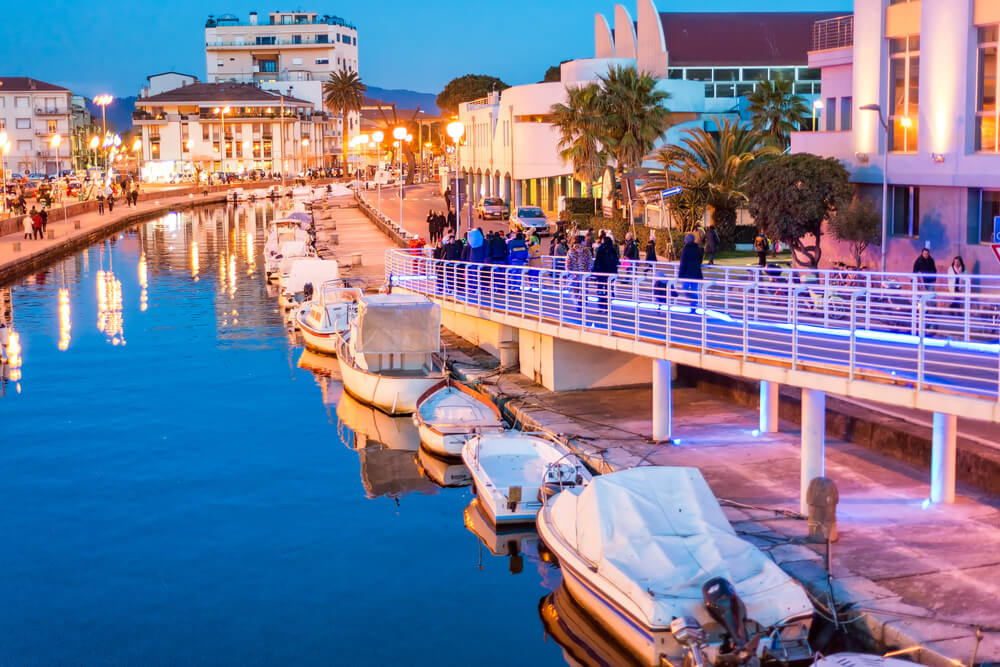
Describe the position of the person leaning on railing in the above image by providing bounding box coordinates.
[913,247,937,290]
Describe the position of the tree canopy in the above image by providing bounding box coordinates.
[744,78,810,147]
[745,153,852,267]
[322,69,367,169]
[436,74,509,116]
[828,196,881,269]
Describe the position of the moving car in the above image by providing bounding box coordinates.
[509,206,552,236]
[476,197,507,220]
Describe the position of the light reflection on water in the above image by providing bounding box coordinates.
[0,203,564,666]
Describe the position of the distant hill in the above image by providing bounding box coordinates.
[366,85,440,115]
[86,96,137,133]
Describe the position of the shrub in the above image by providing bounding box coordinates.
[564,197,600,214]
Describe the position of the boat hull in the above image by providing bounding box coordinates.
[296,310,341,355]
[336,344,443,415]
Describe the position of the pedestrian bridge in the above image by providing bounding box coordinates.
[385,248,1000,507]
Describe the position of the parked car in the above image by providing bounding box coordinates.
[509,206,552,236]
[476,197,507,220]
[27,172,46,181]
[66,181,83,197]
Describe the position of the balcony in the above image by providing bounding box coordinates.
[133,110,168,123]
[207,38,336,48]
[35,108,67,116]
[811,15,853,52]
[205,14,355,29]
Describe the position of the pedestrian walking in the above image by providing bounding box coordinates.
[426,209,435,241]
[947,255,967,309]
[591,235,619,310]
[554,234,569,258]
[97,193,105,215]
[913,246,937,290]
[22,214,32,240]
[39,207,48,234]
[107,193,115,213]
[704,222,719,265]
[644,231,657,262]
[753,228,769,267]
[623,232,639,261]
[31,210,43,240]
[678,233,704,305]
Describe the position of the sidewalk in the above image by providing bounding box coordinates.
[443,332,1000,667]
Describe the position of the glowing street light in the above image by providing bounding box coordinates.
[94,95,113,170]
[812,99,824,131]
[446,121,465,233]
[214,106,231,170]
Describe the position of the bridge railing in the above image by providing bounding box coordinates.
[387,249,1000,403]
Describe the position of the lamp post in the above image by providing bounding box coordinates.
[812,99,824,131]
[371,131,384,206]
[88,135,99,168]
[0,132,9,215]
[50,134,68,220]
[94,95,113,172]
[393,126,407,229]
[214,106,230,173]
[860,103,891,273]
[446,121,465,234]
[131,138,142,182]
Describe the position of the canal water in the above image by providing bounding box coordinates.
[0,203,566,666]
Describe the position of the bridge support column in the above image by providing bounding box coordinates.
[801,389,826,515]
[930,412,957,504]
[652,359,672,442]
[759,380,779,433]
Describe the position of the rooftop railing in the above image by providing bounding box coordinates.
[811,15,854,52]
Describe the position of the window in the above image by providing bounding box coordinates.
[715,83,735,97]
[0,98,4,108]
[203,124,211,140]
[889,36,919,151]
[824,97,836,131]
[15,96,29,108]
[797,67,821,81]
[891,185,920,236]
[978,190,1000,243]
[686,69,711,81]
[736,83,754,97]
[261,59,277,73]
[17,140,31,151]
[352,37,356,45]
[15,118,30,129]
[977,26,999,151]
[743,68,768,82]
[292,34,302,44]
[770,68,795,82]
[840,97,853,131]
[217,60,224,67]
[336,33,341,42]
[794,82,814,95]
[316,34,328,43]
[704,84,715,98]
[713,68,738,81]
[667,68,683,79]
[315,58,329,65]
[47,120,57,133]
[292,57,303,65]
[280,14,292,24]
[255,35,275,45]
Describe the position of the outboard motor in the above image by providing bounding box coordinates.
[302,282,314,301]
[702,577,750,650]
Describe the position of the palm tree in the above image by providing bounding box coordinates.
[653,118,779,246]
[598,65,671,178]
[322,69,367,173]
[743,78,809,147]
[550,83,606,196]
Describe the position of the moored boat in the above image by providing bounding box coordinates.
[535,466,814,667]
[413,379,503,458]
[278,258,339,311]
[294,284,360,355]
[335,293,446,415]
[461,432,591,526]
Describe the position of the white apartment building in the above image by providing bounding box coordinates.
[792,0,1000,273]
[133,82,329,181]
[455,2,834,217]
[204,10,360,164]
[0,77,72,176]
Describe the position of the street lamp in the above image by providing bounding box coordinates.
[94,95,113,171]
[301,137,310,172]
[50,134,68,219]
[0,132,10,215]
[214,106,231,172]
[131,138,143,182]
[812,99,824,131]
[392,127,407,228]
[860,103,890,272]
[446,121,465,233]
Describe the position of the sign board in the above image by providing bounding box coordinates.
[661,186,682,198]
[992,243,1000,264]
[993,216,1000,243]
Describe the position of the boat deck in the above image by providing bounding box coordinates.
[480,453,549,490]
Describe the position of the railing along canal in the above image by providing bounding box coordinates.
[386,249,1000,404]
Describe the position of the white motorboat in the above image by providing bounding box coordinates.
[294,284,360,355]
[335,293,446,415]
[264,222,313,278]
[535,466,815,667]
[461,432,592,526]
[413,378,504,458]
[417,447,472,488]
[278,258,339,310]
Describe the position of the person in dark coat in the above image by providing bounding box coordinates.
[426,210,435,241]
[678,233,704,305]
[622,232,639,261]
[446,210,456,235]
[507,232,529,266]
[704,222,719,265]
[591,235,619,309]
[913,247,937,289]
[644,231,657,262]
[488,231,508,264]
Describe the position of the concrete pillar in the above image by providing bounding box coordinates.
[759,380,779,433]
[930,412,957,504]
[652,359,672,441]
[514,179,522,207]
[800,389,826,515]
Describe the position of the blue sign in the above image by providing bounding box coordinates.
[993,216,1000,244]
[660,186,682,198]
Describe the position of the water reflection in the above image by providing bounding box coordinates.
[138,254,148,312]
[539,584,644,667]
[417,446,471,488]
[190,240,200,280]
[96,268,125,345]
[464,498,558,584]
[58,288,71,350]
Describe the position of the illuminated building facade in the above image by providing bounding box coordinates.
[792,0,1000,272]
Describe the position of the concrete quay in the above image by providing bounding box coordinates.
[441,331,1000,667]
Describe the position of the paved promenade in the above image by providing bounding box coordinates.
[440,331,1000,667]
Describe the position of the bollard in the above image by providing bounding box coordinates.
[806,476,839,543]
[74,220,82,230]
[47,230,55,240]
[350,252,362,267]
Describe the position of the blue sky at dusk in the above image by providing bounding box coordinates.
[2,0,850,98]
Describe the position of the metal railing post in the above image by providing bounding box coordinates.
[742,283,753,361]
[864,273,872,331]
[849,289,862,381]
[963,277,971,342]
[792,287,802,371]
[917,294,928,391]
[701,282,709,353]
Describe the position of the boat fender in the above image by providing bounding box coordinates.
[303,282,314,301]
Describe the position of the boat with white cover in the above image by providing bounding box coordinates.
[461,432,591,526]
[278,258,339,311]
[335,293,446,415]
[294,284,360,355]
[413,379,503,458]
[535,466,814,667]
[264,220,313,278]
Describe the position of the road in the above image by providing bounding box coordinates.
[369,183,511,241]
